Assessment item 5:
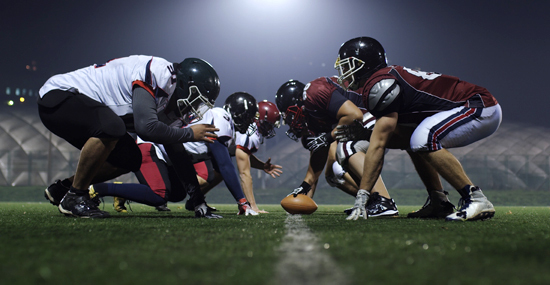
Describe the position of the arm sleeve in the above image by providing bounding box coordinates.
[209,140,245,201]
[133,87,194,144]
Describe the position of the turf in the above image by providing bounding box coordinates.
[1,203,549,285]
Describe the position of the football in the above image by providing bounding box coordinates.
[280,194,318,215]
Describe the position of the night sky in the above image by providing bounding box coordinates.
[2,0,549,127]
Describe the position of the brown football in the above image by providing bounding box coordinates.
[280,194,318,215]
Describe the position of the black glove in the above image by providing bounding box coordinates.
[304,133,333,153]
[287,181,312,197]
[335,120,371,142]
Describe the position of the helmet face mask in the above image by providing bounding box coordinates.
[334,55,365,90]
[334,37,387,90]
[283,105,306,141]
[177,85,215,122]
[275,80,307,141]
[174,58,220,122]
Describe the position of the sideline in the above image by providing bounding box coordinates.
[274,214,348,285]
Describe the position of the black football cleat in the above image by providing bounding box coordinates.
[155,203,171,212]
[44,180,70,206]
[58,192,110,218]
[366,192,399,217]
[194,203,222,219]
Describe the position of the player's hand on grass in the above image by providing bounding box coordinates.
[346,189,369,220]
[191,124,219,143]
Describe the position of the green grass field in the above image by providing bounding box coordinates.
[1,202,549,285]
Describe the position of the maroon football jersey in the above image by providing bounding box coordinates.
[303,76,365,134]
[358,66,498,124]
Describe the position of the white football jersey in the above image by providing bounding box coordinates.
[235,123,263,155]
[39,55,177,116]
[183,107,235,163]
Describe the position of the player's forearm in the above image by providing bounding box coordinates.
[133,88,193,144]
[359,146,385,192]
[239,172,256,207]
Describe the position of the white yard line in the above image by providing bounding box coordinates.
[274,214,348,285]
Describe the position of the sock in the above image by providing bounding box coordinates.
[92,183,166,207]
[457,185,473,199]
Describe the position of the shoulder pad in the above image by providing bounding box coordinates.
[367,78,400,113]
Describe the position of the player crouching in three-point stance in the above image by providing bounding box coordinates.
[39,56,220,218]
[192,96,282,214]
[275,78,398,219]
[334,37,501,221]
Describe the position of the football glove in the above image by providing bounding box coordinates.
[305,133,333,153]
[287,181,312,197]
[335,120,371,142]
[346,189,369,220]
[238,201,259,216]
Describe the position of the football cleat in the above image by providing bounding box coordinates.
[87,185,103,208]
[366,192,399,217]
[44,179,70,206]
[195,203,223,219]
[408,191,455,219]
[238,201,259,216]
[155,203,171,212]
[113,197,128,213]
[446,186,495,221]
[185,198,217,212]
[58,192,110,218]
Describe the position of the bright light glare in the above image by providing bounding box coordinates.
[7,100,14,106]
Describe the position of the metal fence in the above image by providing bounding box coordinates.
[2,147,548,191]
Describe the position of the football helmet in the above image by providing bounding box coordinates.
[223,92,259,134]
[275,80,306,141]
[256,100,281,139]
[334,37,387,90]
[174,58,220,121]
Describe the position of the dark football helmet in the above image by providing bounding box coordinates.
[275,80,306,141]
[223,92,259,134]
[256,100,281,139]
[334,37,387,90]
[173,58,220,121]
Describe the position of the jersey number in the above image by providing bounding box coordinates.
[403,67,441,80]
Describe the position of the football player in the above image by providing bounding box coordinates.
[102,93,280,217]
[225,99,283,213]
[275,78,398,218]
[334,37,501,221]
[40,56,220,218]
[190,93,282,214]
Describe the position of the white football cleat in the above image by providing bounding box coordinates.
[446,186,495,221]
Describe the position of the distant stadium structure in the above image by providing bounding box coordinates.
[1,107,549,191]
